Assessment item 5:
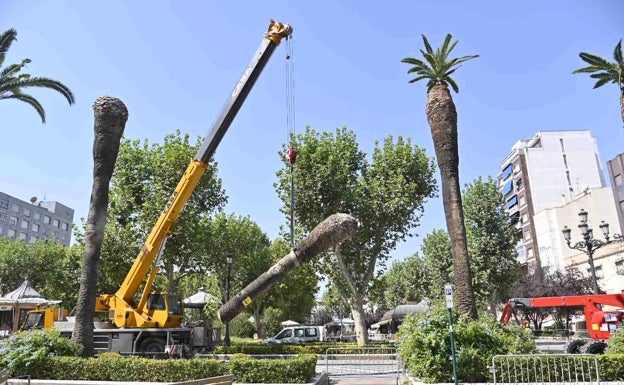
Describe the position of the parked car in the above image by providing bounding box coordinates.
[262,325,325,344]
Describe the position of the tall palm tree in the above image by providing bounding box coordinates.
[573,39,624,126]
[401,34,479,319]
[72,96,127,357]
[0,28,75,123]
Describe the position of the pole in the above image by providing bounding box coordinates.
[290,163,295,248]
[586,245,599,294]
[224,257,232,346]
[444,283,458,385]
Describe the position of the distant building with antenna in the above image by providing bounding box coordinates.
[0,191,74,247]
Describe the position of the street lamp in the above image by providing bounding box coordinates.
[562,209,615,294]
[224,255,233,347]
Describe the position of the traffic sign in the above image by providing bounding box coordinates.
[444,283,454,309]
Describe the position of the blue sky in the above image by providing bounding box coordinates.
[2,1,623,264]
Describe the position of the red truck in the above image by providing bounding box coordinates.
[500,294,624,354]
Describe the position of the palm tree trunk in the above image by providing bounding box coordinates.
[72,96,127,357]
[620,91,623,127]
[426,84,477,320]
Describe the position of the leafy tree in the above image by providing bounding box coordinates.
[72,96,127,357]
[275,127,437,344]
[402,34,479,319]
[573,38,624,125]
[509,267,594,330]
[420,176,520,309]
[372,254,429,311]
[422,229,453,299]
[76,129,227,295]
[462,176,521,312]
[203,212,273,334]
[0,239,81,309]
[0,28,74,123]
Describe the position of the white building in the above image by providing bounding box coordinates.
[499,130,606,269]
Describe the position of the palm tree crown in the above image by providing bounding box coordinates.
[573,39,623,93]
[401,34,479,93]
[0,28,75,123]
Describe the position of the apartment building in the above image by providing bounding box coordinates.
[498,130,606,269]
[0,191,74,247]
[606,153,624,235]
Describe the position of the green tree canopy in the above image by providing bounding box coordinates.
[275,126,437,344]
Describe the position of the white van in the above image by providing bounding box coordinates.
[262,325,325,344]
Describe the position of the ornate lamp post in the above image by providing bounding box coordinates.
[562,209,613,294]
[224,255,233,347]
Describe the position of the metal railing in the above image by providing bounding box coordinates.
[324,346,400,377]
[492,354,600,384]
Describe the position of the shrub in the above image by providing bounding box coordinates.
[0,329,82,377]
[398,306,536,383]
[263,307,284,337]
[606,329,624,354]
[227,354,317,383]
[231,314,256,338]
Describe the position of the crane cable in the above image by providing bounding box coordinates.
[284,35,296,248]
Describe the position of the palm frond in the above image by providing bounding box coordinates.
[403,33,478,93]
[579,52,612,68]
[0,28,18,67]
[3,92,46,122]
[421,34,433,55]
[613,39,623,65]
[0,76,75,104]
[589,72,614,81]
[593,77,612,89]
[446,77,459,93]
[573,66,603,74]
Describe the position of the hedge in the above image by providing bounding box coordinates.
[215,341,395,355]
[11,353,317,383]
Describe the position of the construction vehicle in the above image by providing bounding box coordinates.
[500,294,624,354]
[20,20,293,356]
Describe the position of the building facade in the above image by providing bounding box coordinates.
[606,153,624,235]
[0,191,74,247]
[498,130,606,269]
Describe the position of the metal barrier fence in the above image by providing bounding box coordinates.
[324,346,400,377]
[492,354,600,384]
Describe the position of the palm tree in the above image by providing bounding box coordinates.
[72,96,127,357]
[401,34,479,319]
[573,39,624,126]
[0,28,75,123]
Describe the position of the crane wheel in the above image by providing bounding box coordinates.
[139,337,166,354]
[564,339,587,354]
[582,341,607,355]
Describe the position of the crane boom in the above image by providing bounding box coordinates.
[97,20,293,328]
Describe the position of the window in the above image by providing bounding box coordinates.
[502,164,513,180]
[516,178,523,190]
[52,219,60,227]
[28,237,36,243]
[61,222,69,231]
[295,328,304,338]
[0,199,8,209]
[616,260,624,275]
[31,223,39,232]
[615,174,623,186]
[0,225,3,235]
[18,232,27,241]
[519,196,526,206]
[7,229,16,238]
[522,213,528,224]
[23,208,30,217]
[20,220,29,230]
[10,204,19,213]
[305,328,318,337]
[506,195,518,209]
[43,216,50,224]
[527,248,534,258]
[509,212,520,225]
[9,216,18,226]
[0,213,4,222]
[524,230,531,240]
[33,212,41,220]
[502,180,513,196]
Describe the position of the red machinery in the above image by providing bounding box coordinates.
[500,294,624,354]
